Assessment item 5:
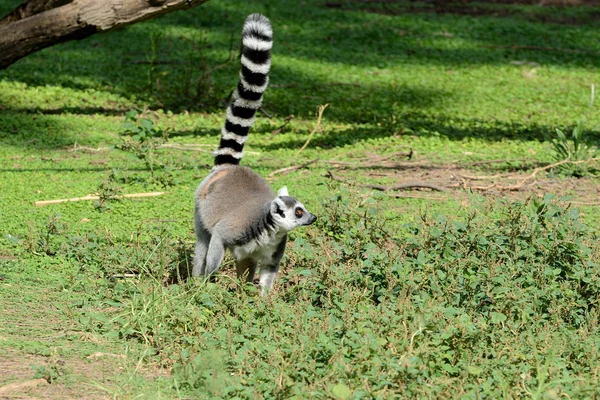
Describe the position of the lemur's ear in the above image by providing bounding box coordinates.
[277,186,289,197]
[271,197,286,218]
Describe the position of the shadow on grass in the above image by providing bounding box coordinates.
[11,107,130,116]
[257,112,600,150]
[1,0,597,92]
[0,108,219,149]
[0,0,598,145]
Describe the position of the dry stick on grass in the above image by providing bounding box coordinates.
[568,201,600,206]
[110,274,139,279]
[365,182,446,192]
[269,158,320,178]
[268,148,412,178]
[259,106,274,118]
[327,170,446,192]
[296,104,329,156]
[70,143,214,153]
[157,144,212,152]
[35,192,165,207]
[458,158,600,191]
[69,142,110,153]
[502,158,599,191]
[387,193,448,201]
[70,143,262,155]
[458,172,516,181]
[465,157,530,167]
[271,114,294,136]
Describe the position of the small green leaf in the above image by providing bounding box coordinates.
[125,109,139,120]
[490,312,507,324]
[140,118,154,132]
[467,366,483,376]
[331,383,352,400]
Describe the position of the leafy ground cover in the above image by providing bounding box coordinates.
[1,0,599,398]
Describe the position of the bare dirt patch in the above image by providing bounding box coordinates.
[0,350,111,399]
[324,160,600,204]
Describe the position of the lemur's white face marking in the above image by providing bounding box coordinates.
[270,187,317,231]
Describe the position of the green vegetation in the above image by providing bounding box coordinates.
[551,118,598,177]
[1,0,599,398]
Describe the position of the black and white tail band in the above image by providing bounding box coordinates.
[214,13,273,166]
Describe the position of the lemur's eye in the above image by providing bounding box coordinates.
[295,208,304,218]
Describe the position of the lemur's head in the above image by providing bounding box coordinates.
[270,186,317,231]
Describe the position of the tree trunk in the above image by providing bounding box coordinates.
[0,0,210,70]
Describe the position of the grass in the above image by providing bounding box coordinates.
[1,0,600,397]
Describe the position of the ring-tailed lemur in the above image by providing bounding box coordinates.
[192,13,316,296]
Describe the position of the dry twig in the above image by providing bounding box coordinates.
[271,114,294,136]
[455,158,600,192]
[69,142,109,153]
[296,104,328,155]
[501,158,600,191]
[35,192,165,207]
[464,157,530,167]
[365,182,446,192]
[157,144,211,152]
[387,193,448,201]
[326,170,446,192]
[269,158,319,178]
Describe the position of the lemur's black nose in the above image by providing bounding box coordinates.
[306,214,317,225]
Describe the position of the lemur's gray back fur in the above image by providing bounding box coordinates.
[197,167,274,245]
[214,13,272,166]
[192,14,316,296]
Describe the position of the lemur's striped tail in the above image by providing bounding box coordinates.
[214,14,272,166]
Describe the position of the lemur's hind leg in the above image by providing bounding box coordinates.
[259,236,287,296]
[192,222,211,277]
[236,258,258,283]
[205,233,225,276]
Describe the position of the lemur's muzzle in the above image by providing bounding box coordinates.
[305,214,317,226]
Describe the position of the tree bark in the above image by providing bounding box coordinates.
[0,0,74,27]
[0,0,210,70]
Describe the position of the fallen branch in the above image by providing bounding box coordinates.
[458,172,515,180]
[68,142,260,155]
[296,104,329,155]
[454,158,600,192]
[464,157,530,167]
[567,201,600,206]
[35,192,165,207]
[110,274,139,279]
[502,158,600,191]
[271,114,294,136]
[449,182,498,191]
[87,352,126,359]
[326,170,445,192]
[365,182,446,192]
[388,193,448,201]
[326,169,346,183]
[268,158,319,178]
[68,142,110,153]
[259,106,273,119]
